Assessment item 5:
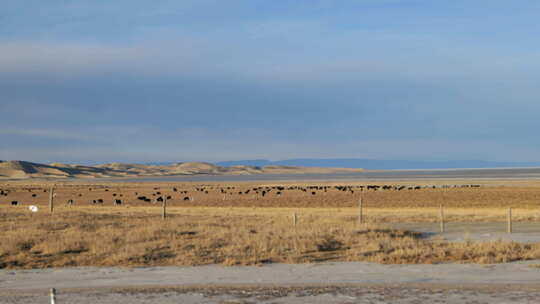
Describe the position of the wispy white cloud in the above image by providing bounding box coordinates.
[0,128,90,141]
[2,25,539,90]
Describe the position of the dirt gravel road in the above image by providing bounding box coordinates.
[2,261,540,303]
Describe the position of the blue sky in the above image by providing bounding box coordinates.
[1,1,540,163]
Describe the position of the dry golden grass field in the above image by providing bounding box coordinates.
[2,180,540,269]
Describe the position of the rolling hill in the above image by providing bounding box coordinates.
[0,160,363,180]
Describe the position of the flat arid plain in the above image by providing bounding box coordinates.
[3,169,540,303]
[5,0,540,302]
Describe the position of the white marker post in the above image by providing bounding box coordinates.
[50,288,56,304]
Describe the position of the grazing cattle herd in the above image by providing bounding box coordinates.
[0,183,483,207]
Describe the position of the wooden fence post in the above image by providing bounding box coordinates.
[50,288,56,304]
[507,207,512,234]
[358,197,363,224]
[439,204,445,233]
[48,186,55,214]
[162,197,167,220]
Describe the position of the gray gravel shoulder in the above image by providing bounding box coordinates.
[2,261,540,303]
[4,285,540,304]
[3,261,540,291]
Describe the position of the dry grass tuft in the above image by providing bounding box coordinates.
[2,206,540,269]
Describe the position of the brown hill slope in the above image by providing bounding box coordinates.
[0,160,363,180]
[0,161,70,179]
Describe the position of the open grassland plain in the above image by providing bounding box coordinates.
[3,180,540,269]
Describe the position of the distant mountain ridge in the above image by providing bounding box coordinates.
[4,158,540,180]
[0,160,363,180]
[215,159,540,170]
